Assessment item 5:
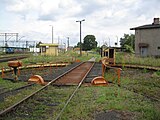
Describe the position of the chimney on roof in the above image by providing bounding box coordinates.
[153,18,160,25]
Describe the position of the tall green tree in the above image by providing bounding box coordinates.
[120,34,135,52]
[75,42,80,48]
[82,35,97,51]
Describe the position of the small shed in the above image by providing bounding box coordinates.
[101,48,115,65]
[39,43,58,56]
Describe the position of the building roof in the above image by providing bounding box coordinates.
[39,43,58,47]
[130,24,160,30]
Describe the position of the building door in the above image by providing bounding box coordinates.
[140,47,148,57]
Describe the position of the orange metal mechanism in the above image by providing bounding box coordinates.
[18,67,21,75]
[1,67,5,78]
[75,59,81,62]
[28,75,46,85]
[91,76,108,86]
[101,57,107,77]
[8,61,22,81]
[101,57,121,86]
[8,61,22,67]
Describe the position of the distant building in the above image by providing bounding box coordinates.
[29,48,40,53]
[74,47,80,54]
[67,46,74,51]
[130,18,160,57]
[39,43,58,56]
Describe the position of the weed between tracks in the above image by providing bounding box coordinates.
[60,68,160,120]
[0,82,42,111]
[22,52,100,65]
[0,78,27,92]
[0,51,160,120]
[1,67,160,120]
[60,86,159,120]
[2,86,76,120]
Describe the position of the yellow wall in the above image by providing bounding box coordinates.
[41,46,58,56]
[46,46,58,56]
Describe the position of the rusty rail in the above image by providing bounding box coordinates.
[0,83,35,100]
[0,55,28,62]
[0,61,95,117]
[55,62,95,120]
[111,64,160,71]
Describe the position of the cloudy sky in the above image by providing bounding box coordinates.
[0,0,160,47]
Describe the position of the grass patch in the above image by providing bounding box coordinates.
[0,84,42,111]
[58,68,160,119]
[0,51,101,67]
[0,52,160,119]
[0,78,28,91]
[2,86,77,120]
[116,52,160,67]
[60,85,160,120]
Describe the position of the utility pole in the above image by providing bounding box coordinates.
[116,35,118,47]
[67,37,69,48]
[26,41,28,48]
[76,19,85,56]
[108,37,110,47]
[50,25,54,43]
[0,33,19,47]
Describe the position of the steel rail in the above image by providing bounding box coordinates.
[111,64,160,71]
[122,86,160,102]
[0,55,28,62]
[107,70,160,102]
[104,61,160,102]
[47,62,84,85]
[0,62,83,116]
[55,62,95,120]
[0,83,35,97]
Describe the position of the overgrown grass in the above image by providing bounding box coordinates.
[76,52,101,62]
[21,51,101,65]
[58,68,160,119]
[0,78,28,91]
[59,85,159,120]
[120,68,160,99]
[0,84,42,111]
[0,51,160,119]
[116,52,160,67]
[1,51,160,67]
[2,86,77,120]
[3,51,101,66]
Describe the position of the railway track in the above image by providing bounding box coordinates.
[122,86,160,102]
[0,58,159,119]
[84,62,102,83]
[112,64,160,71]
[0,61,95,119]
[106,66,160,102]
[0,55,28,62]
[0,83,35,101]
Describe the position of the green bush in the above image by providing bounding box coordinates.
[124,45,135,53]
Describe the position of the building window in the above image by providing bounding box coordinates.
[158,47,160,50]
[42,46,46,52]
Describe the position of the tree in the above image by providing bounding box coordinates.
[120,34,135,51]
[82,35,97,51]
[76,42,80,47]
[36,41,43,48]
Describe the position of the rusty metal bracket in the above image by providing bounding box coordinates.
[8,61,22,81]
[101,57,122,86]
